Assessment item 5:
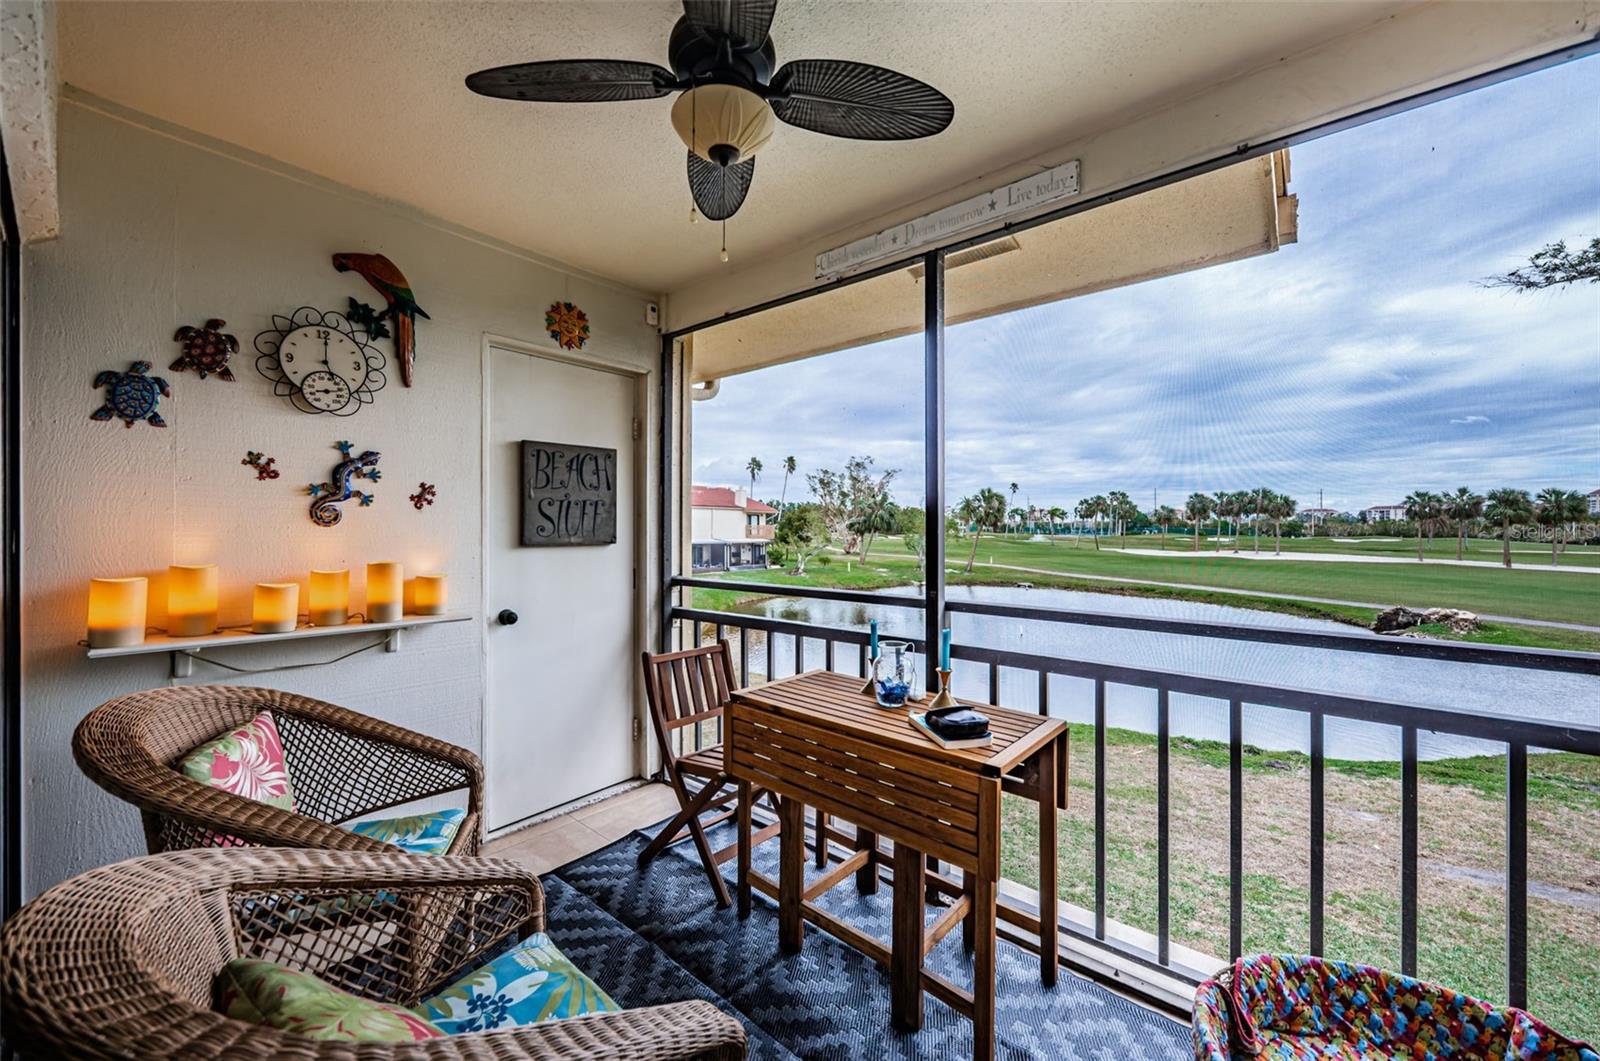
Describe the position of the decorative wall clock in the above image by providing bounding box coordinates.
[255,307,387,416]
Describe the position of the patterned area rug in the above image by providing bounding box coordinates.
[544,819,1191,1060]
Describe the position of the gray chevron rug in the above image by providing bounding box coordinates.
[542,819,1191,1060]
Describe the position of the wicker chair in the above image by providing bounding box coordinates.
[0,847,747,1059]
[74,684,485,856]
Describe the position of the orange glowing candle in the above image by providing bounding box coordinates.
[412,573,448,615]
[87,577,148,648]
[167,564,218,637]
[252,582,299,634]
[308,569,350,626]
[366,562,403,623]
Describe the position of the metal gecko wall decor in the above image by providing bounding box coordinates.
[91,360,170,428]
[171,318,239,381]
[409,482,437,510]
[242,451,280,481]
[307,440,381,527]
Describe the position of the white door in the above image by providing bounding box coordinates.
[485,345,638,832]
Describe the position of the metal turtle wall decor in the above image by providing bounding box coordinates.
[171,318,239,381]
[91,360,170,428]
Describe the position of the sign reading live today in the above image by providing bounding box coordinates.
[815,159,1081,280]
[521,440,617,546]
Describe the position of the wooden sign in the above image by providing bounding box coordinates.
[520,440,617,546]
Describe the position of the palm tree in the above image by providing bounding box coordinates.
[1008,482,1019,537]
[1484,488,1532,569]
[1535,487,1584,565]
[1154,505,1179,548]
[1560,489,1589,556]
[1217,492,1246,552]
[960,488,1008,572]
[1266,491,1297,553]
[1444,487,1484,561]
[745,456,763,496]
[1107,490,1136,544]
[851,497,898,563]
[1186,492,1213,551]
[1403,490,1433,561]
[778,455,797,512]
[1047,506,1067,543]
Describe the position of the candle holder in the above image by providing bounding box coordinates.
[928,668,958,710]
[859,651,879,695]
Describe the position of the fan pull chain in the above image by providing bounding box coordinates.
[689,74,700,224]
[721,220,729,263]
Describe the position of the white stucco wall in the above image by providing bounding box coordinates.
[20,95,662,897]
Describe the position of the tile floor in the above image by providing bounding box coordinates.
[483,781,681,874]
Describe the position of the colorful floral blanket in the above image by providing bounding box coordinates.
[1193,955,1596,1060]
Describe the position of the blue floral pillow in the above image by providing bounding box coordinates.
[415,932,618,1033]
[346,808,465,856]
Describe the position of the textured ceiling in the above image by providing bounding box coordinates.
[56,0,1409,294]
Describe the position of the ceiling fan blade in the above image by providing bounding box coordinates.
[682,0,777,50]
[687,151,756,221]
[465,59,675,102]
[768,59,953,140]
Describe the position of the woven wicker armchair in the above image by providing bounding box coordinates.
[74,684,484,856]
[0,847,748,1060]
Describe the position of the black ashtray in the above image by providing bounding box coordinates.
[925,705,990,740]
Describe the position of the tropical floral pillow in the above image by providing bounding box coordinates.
[416,932,619,1034]
[178,710,296,811]
[347,808,466,856]
[218,958,443,1042]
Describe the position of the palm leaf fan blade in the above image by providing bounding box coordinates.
[768,59,953,140]
[464,59,674,102]
[681,0,778,49]
[687,151,756,221]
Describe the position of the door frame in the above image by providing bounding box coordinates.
[479,333,652,837]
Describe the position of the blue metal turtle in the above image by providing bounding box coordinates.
[91,360,170,428]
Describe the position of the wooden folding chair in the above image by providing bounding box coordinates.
[637,640,784,909]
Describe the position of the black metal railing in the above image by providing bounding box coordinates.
[668,576,1600,1005]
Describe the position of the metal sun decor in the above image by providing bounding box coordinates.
[170,318,239,381]
[91,360,170,428]
[410,482,437,510]
[332,253,429,388]
[307,440,381,528]
[255,307,387,416]
[242,451,280,481]
[545,301,590,351]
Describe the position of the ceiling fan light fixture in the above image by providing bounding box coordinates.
[671,84,775,164]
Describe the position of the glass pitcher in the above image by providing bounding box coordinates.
[874,640,918,708]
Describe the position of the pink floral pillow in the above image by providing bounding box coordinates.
[179,710,296,812]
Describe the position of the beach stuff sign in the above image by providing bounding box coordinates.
[520,440,617,546]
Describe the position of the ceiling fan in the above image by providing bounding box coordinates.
[465,0,954,239]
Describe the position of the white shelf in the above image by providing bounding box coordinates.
[87,612,472,676]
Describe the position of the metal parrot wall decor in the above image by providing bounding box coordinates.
[332,253,428,387]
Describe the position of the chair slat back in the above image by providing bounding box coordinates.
[640,641,737,763]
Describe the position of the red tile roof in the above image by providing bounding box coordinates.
[745,498,777,514]
[692,485,778,515]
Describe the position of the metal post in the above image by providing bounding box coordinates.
[922,248,945,693]
[658,334,675,653]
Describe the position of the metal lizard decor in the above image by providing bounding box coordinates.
[409,482,437,510]
[307,440,381,527]
[242,451,280,480]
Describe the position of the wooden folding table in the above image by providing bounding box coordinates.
[728,670,1068,1061]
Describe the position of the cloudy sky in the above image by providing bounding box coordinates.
[693,56,1599,515]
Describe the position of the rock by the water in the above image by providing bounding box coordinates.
[1373,606,1480,636]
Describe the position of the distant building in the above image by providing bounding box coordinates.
[1589,489,1600,517]
[690,485,775,572]
[1299,507,1339,524]
[1363,504,1409,522]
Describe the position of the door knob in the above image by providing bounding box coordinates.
[497,609,519,626]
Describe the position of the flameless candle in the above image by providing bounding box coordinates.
[252,582,299,634]
[166,564,218,637]
[308,569,350,626]
[940,628,952,670]
[412,573,448,615]
[87,577,148,648]
[869,619,879,658]
[366,562,403,623]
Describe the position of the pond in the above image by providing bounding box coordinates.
[722,585,1600,761]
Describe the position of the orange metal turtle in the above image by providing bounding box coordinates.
[171,318,239,381]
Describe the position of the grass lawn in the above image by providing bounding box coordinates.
[686,545,1600,653]
[997,723,1600,1043]
[1126,531,1600,568]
